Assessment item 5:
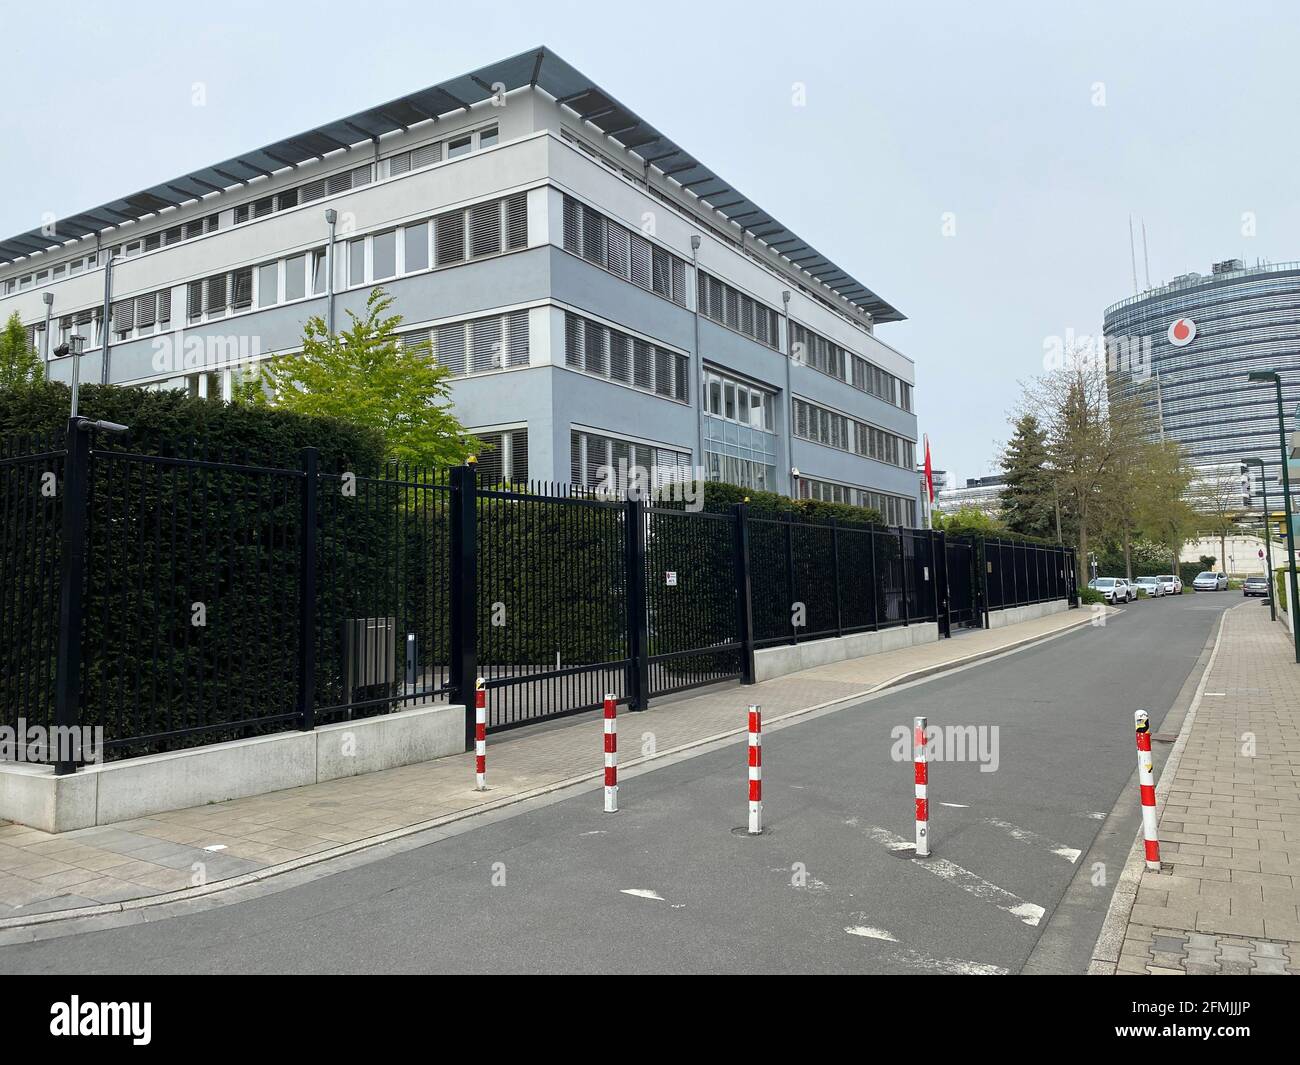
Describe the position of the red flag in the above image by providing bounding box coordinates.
[923,434,934,504]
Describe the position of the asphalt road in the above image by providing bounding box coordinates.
[0,593,1239,974]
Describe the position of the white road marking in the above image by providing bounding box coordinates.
[843,924,1007,975]
[579,830,607,836]
[845,925,899,942]
[1085,811,1106,820]
[867,827,1046,926]
[203,844,227,852]
[620,888,665,901]
[1204,692,1225,697]
[939,802,969,808]
[982,817,1082,863]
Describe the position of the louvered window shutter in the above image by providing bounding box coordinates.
[564,313,583,367]
[112,299,134,334]
[584,321,606,375]
[570,431,583,484]
[505,193,528,250]
[232,268,253,309]
[301,179,326,202]
[389,152,412,176]
[509,430,528,483]
[253,196,274,218]
[135,293,156,329]
[476,432,503,487]
[651,248,671,297]
[351,165,372,187]
[435,322,466,375]
[630,234,651,288]
[505,311,529,366]
[469,201,502,258]
[412,142,442,168]
[186,280,202,321]
[605,225,630,280]
[673,354,688,402]
[327,171,351,196]
[471,316,503,373]
[633,340,653,390]
[608,333,631,383]
[435,210,466,265]
[562,197,582,254]
[581,206,605,266]
[205,274,227,314]
[696,270,708,315]
[654,348,671,397]
[671,259,686,306]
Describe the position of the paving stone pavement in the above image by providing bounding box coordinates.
[0,607,1093,922]
[1116,603,1300,975]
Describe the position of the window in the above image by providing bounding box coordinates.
[563,312,688,404]
[257,262,279,308]
[469,201,501,259]
[400,310,529,378]
[286,254,306,301]
[404,222,429,272]
[478,125,499,148]
[570,429,691,489]
[311,249,327,294]
[372,230,396,280]
[473,427,527,486]
[231,268,253,310]
[348,239,365,286]
[697,270,780,349]
[435,210,465,266]
[703,369,773,430]
[560,196,688,307]
[448,135,471,159]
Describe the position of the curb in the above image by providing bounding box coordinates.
[0,608,1100,932]
[1086,605,1231,974]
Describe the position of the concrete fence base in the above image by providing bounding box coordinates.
[0,701,465,834]
[986,599,1069,629]
[753,623,940,683]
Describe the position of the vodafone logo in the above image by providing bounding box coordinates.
[1167,318,1196,347]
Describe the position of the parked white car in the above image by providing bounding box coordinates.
[1155,574,1182,595]
[1192,571,1229,592]
[1088,577,1134,604]
[1133,576,1164,598]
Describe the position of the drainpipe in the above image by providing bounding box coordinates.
[41,292,53,372]
[691,235,703,473]
[99,251,114,384]
[782,289,794,497]
[325,209,338,335]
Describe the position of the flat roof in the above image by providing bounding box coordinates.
[1,47,904,322]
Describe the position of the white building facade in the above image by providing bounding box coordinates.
[0,48,920,525]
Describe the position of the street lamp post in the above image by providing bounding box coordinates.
[1247,370,1299,661]
[1243,456,1275,621]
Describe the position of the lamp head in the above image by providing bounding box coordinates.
[1248,370,1279,383]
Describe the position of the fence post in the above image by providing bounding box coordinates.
[783,513,797,645]
[52,418,89,775]
[449,462,479,748]
[831,517,843,637]
[977,538,991,628]
[934,530,949,637]
[733,502,756,685]
[899,529,911,626]
[297,447,319,732]
[624,494,649,711]
[869,527,879,630]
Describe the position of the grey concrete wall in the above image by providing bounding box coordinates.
[753,623,939,683]
[0,701,465,833]
[986,599,1070,629]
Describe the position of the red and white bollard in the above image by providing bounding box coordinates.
[1135,709,1160,871]
[603,694,618,813]
[748,705,763,835]
[474,678,487,791]
[914,715,930,857]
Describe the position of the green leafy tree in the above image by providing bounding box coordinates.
[0,311,43,389]
[932,504,1007,535]
[258,288,478,466]
[999,413,1055,539]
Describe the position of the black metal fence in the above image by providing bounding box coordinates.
[1,424,1076,769]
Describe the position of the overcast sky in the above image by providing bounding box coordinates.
[3,0,1297,483]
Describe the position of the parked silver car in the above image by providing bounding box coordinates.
[1133,576,1164,598]
[1155,574,1182,595]
[1088,577,1134,604]
[1242,575,1271,598]
[1192,571,1229,591]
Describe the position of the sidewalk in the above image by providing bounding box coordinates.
[1110,602,1300,975]
[0,608,1093,925]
